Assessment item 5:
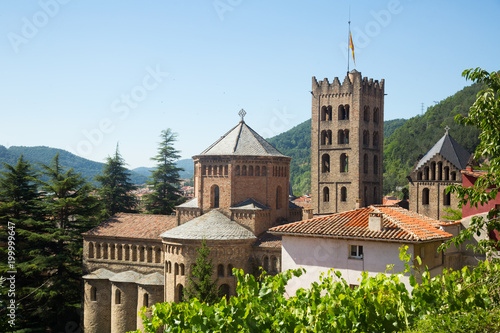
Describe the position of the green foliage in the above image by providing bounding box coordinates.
[384,118,407,138]
[441,207,462,221]
[95,144,138,215]
[383,83,482,195]
[0,154,103,331]
[184,239,219,305]
[444,68,500,256]
[136,249,500,333]
[144,129,184,215]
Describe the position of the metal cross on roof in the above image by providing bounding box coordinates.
[239,108,247,122]
[444,125,450,134]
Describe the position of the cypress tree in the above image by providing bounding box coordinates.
[95,144,137,216]
[144,129,184,214]
[184,239,220,304]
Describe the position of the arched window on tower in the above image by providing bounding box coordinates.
[321,130,327,145]
[344,130,349,144]
[424,166,430,180]
[374,155,379,175]
[327,105,332,120]
[338,105,350,120]
[373,108,379,123]
[321,106,327,121]
[242,165,247,176]
[363,154,368,174]
[322,154,330,173]
[255,166,260,176]
[115,289,121,304]
[338,130,345,144]
[88,242,94,258]
[341,187,347,202]
[344,105,350,119]
[443,189,451,206]
[176,284,184,303]
[364,106,370,121]
[373,132,379,147]
[444,166,450,180]
[218,264,225,277]
[451,172,456,181]
[249,166,254,176]
[212,185,220,208]
[323,187,330,202]
[431,162,436,180]
[363,131,369,146]
[340,154,348,173]
[276,186,283,209]
[219,284,230,301]
[422,188,430,205]
[437,162,443,180]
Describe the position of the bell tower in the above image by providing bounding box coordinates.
[311,70,384,214]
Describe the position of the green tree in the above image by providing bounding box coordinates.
[95,144,137,216]
[33,153,102,330]
[445,68,500,256]
[144,129,184,214]
[184,239,220,305]
[0,156,45,331]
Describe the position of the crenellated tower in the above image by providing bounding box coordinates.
[311,69,384,214]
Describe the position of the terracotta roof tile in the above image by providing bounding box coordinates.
[269,205,452,243]
[83,213,178,240]
[253,232,282,248]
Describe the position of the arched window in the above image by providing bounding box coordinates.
[344,105,350,119]
[321,154,330,173]
[202,165,206,175]
[327,130,332,144]
[175,263,179,275]
[422,188,430,205]
[155,248,161,263]
[451,172,456,181]
[262,166,267,176]
[323,187,330,202]
[143,293,149,307]
[327,105,332,120]
[338,130,344,144]
[115,289,121,304]
[363,130,369,146]
[276,186,283,209]
[139,246,145,262]
[131,245,137,261]
[224,165,228,176]
[90,286,97,301]
[208,166,212,176]
[437,162,443,180]
[443,189,451,206]
[444,166,450,180]
[227,264,234,276]
[271,256,278,272]
[341,187,347,202]
[373,132,379,147]
[363,154,368,174]
[340,154,348,173]
[255,166,260,176]
[124,245,130,261]
[321,130,328,145]
[211,185,220,208]
[431,162,436,180]
[180,264,185,276]
[147,246,152,262]
[338,105,348,120]
[110,244,116,260]
[168,261,172,273]
[235,165,240,176]
[88,243,94,258]
[321,106,328,121]
[218,264,225,277]
[374,155,379,175]
[219,165,223,176]
[417,172,422,180]
[219,284,230,301]
[102,243,108,259]
[364,106,370,121]
[344,130,349,144]
[95,243,101,259]
[117,244,123,260]
[176,284,184,303]
[373,108,379,123]
[263,256,269,271]
[424,166,430,180]
[242,165,247,176]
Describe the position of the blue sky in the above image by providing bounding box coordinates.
[0,0,498,168]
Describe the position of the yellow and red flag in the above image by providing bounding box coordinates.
[349,31,356,66]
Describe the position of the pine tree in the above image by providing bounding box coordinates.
[184,239,220,304]
[33,153,102,330]
[95,144,137,216]
[144,129,184,214]
[0,156,45,331]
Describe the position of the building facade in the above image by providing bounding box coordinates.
[311,69,384,215]
[82,117,302,333]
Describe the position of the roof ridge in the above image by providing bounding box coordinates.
[233,121,244,153]
[199,122,241,155]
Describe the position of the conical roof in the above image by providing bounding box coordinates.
[415,133,470,171]
[160,209,256,240]
[197,121,287,157]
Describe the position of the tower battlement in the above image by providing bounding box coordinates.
[312,71,384,97]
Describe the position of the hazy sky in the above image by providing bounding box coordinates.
[1,0,498,168]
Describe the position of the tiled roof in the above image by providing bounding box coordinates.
[83,213,177,240]
[253,232,282,248]
[109,271,143,283]
[160,209,256,241]
[231,198,270,210]
[269,205,452,243]
[82,268,115,280]
[415,133,470,171]
[197,121,287,157]
[137,273,164,286]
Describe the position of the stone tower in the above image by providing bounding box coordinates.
[311,70,384,214]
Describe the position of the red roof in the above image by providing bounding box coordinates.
[253,232,282,248]
[269,205,451,243]
[83,213,178,240]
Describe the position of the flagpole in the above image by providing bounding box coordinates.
[347,5,351,76]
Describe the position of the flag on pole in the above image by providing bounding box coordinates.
[349,31,356,66]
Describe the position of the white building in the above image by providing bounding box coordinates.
[269,205,452,295]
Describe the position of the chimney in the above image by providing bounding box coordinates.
[356,198,363,209]
[368,212,383,232]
